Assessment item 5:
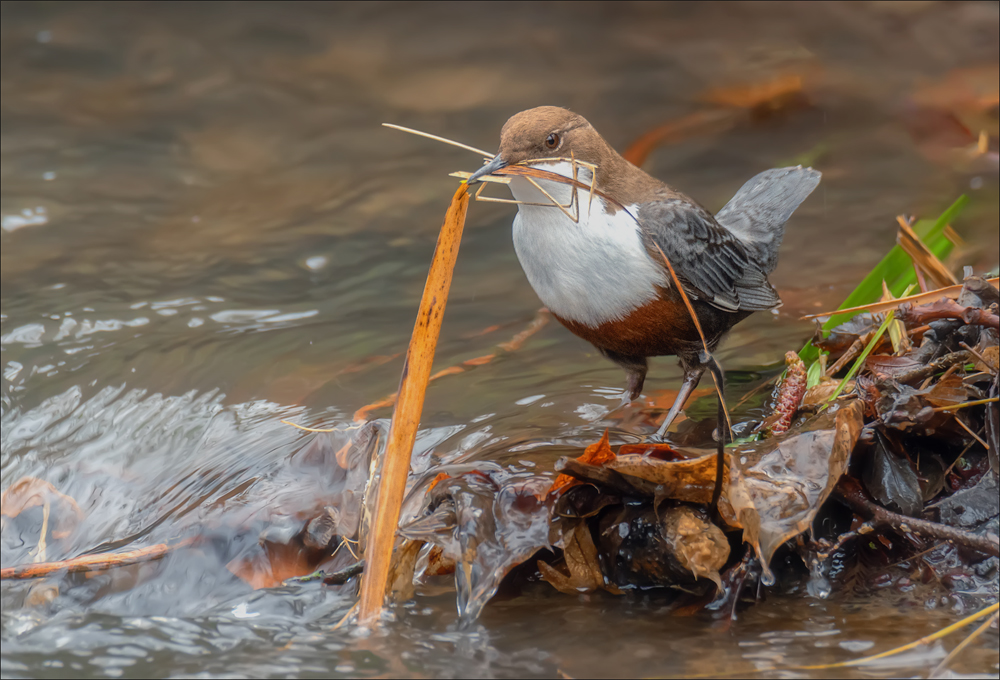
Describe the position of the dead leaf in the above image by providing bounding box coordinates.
[548,430,617,494]
[539,520,618,595]
[896,217,959,289]
[607,452,728,506]
[925,375,968,408]
[863,436,923,517]
[975,345,998,373]
[387,539,424,602]
[865,355,925,378]
[726,399,864,584]
[660,506,729,590]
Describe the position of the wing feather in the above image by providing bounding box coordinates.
[635,196,781,312]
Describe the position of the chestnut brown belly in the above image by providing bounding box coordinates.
[552,291,751,360]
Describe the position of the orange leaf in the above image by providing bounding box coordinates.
[426,472,451,493]
[227,543,317,590]
[548,429,616,495]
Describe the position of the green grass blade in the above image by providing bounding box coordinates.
[800,195,967,363]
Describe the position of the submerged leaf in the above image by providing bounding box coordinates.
[726,399,863,584]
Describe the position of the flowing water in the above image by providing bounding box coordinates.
[2,2,998,677]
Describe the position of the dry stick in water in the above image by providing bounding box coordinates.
[356,184,470,627]
[351,308,550,423]
[0,538,196,579]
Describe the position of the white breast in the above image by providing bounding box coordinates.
[508,161,667,328]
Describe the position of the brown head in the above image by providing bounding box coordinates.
[467,106,657,199]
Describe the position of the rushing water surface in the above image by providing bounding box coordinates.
[2,2,999,678]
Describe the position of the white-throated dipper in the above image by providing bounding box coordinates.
[467,106,820,436]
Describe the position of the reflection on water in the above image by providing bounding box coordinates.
[2,1,998,677]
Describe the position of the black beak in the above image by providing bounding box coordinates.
[466,154,508,184]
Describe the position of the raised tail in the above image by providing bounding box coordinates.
[714,166,821,274]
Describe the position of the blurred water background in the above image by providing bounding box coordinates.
[2,2,998,677]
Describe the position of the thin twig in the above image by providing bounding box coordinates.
[835,477,998,557]
[1,537,196,579]
[952,415,988,450]
[322,560,365,586]
[825,335,867,377]
[882,351,972,387]
[352,308,550,422]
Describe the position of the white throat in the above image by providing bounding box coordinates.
[508,161,667,327]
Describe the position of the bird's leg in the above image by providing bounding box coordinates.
[600,350,647,407]
[654,364,706,438]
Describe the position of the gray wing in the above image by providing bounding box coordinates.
[635,196,781,312]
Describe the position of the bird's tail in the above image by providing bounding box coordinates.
[714,166,821,274]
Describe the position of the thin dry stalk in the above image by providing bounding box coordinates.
[382,123,493,159]
[801,277,999,320]
[930,610,1000,678]
[356,184,470,627]
[1,537,196,579]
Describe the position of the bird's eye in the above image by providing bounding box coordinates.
[545,133,560,149]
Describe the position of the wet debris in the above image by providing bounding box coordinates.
[386,273,998,620]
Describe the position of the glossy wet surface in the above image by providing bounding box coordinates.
[2,2,998,677]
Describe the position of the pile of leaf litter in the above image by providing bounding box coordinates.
[370,199,999,625]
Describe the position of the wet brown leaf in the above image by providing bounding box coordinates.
[866,354,925,378]
[660,506,729,589]
[925,375,969,408]
[538,520,619,595]
[607,452,728,506]
[726,399,864,584]
[548,430,617,494]
[863,436,923,517]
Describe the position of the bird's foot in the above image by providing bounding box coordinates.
[616,388,636,410]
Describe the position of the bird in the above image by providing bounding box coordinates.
[466,106,820,438]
